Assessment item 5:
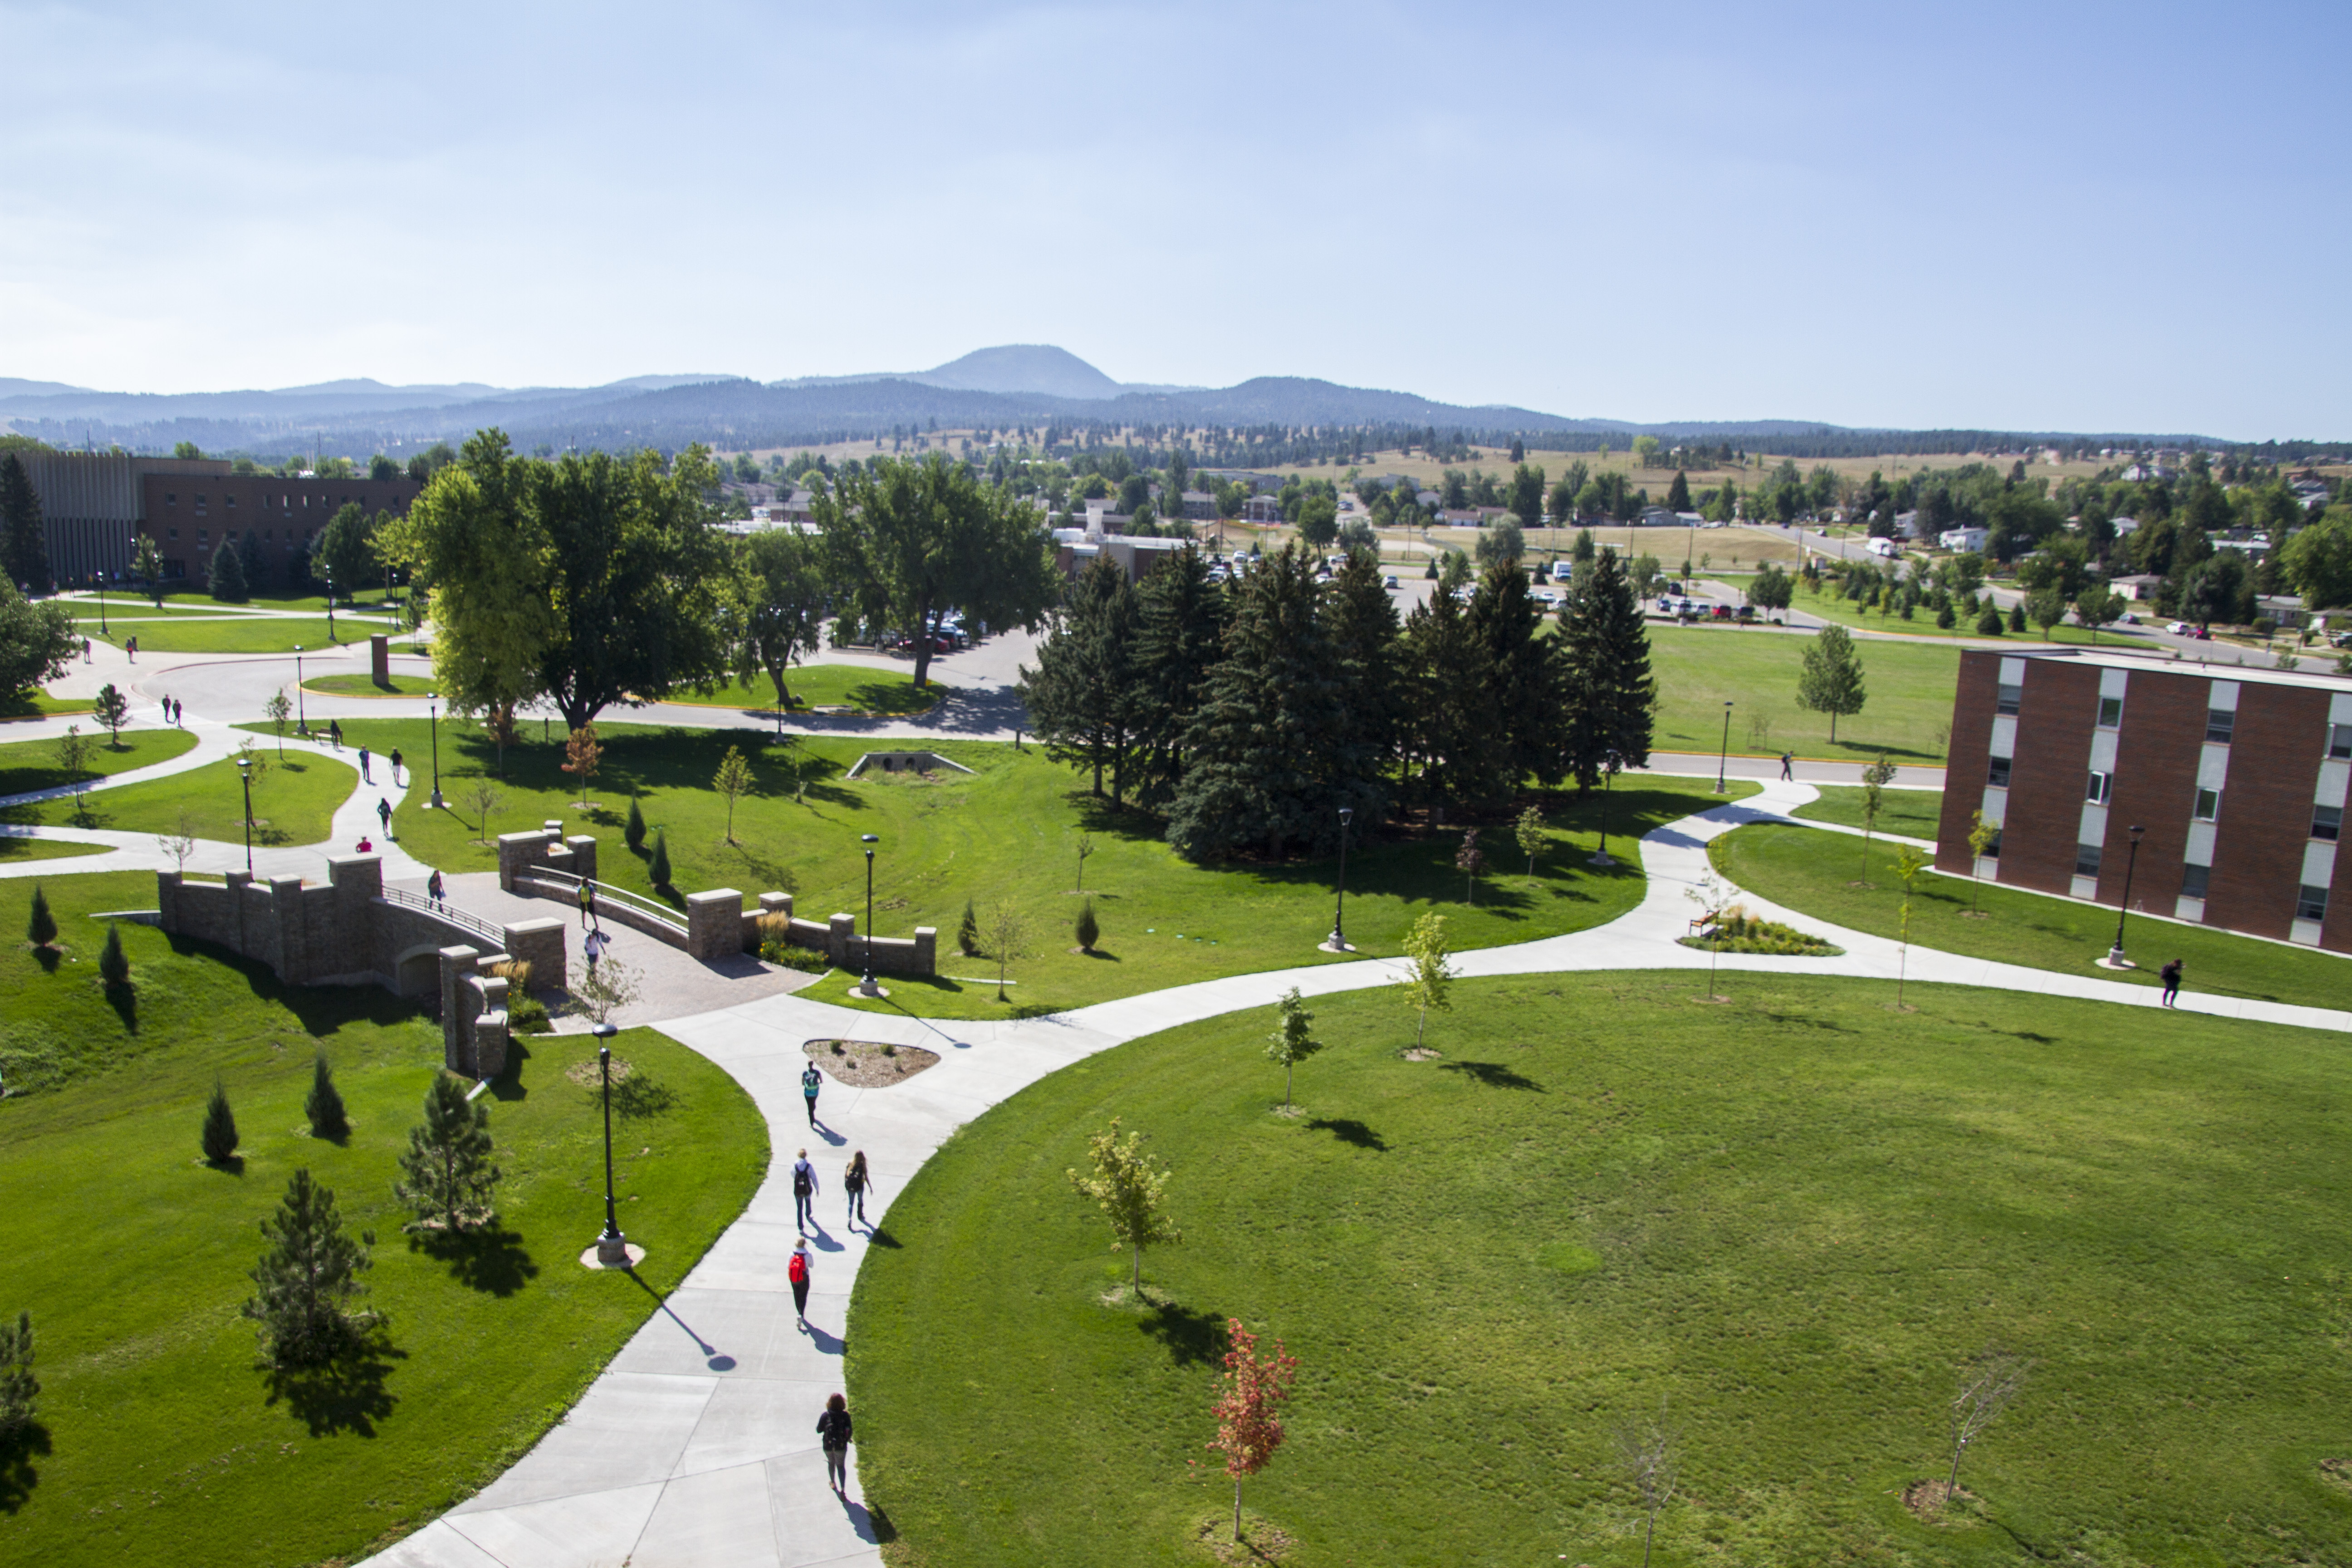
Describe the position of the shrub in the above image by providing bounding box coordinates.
[624,796,647,852]
[0,1310,36,1437]
[957,898,979,956]
[201,1078,240,1164]
[648,830,672,889]
[485,957,534,991]
[1074,897,1100,953]
[25,884,54,949]
[507,995,553,1034]
[1679,905,1843,956]
[304,1051,349,1138]
[241,1169,378,1367]
[1976,603,2005,636]
[97,922,129,988]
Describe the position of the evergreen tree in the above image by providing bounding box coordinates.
[1322,547,1405,797]
[1129,546,1230,809]
[1074,897,1100,953]
[0,453,52,596]
[1976,602,2005,635]
[0,1308,37,1436]
[648,829,671,888]
[1018,553,1139,803]
[25,883,55,948]
[392,1073,503,1232]
[1558,548,1656,789]
[1168,545,1371,861]
[1665,469,1693,512]
[1572,527,1597,564]
[1402,579,1509,813]
[2008,600,2028,633]
[1936,599,1957,629]
[97,922,128,987]
[957,896,979,955]
[202,1077,240,1164]
[306,1051,349,1140]
[624,795,647,851]
[240,1168,379,1367]
[207,537,249,602]
[1795,623,1867,743]
[1470,559,1570,789]
[238,528,272,596]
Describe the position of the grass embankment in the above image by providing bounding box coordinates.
[0,726,198,796]
[1712,823,2352,1010]
[1708,574,2155,649]
[304,673,436,698]
[1649,628,1959,763]
[93,617,396,655]
[314,719,1742,1018]
[1788,783,1944,839]
[652,663,942,715]
[0,876,765,1568]
[2,748,349,847]
[0,691,93,720]
[850,972,2352,1567]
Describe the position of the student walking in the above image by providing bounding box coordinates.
[583,927,608,970]
[328,719,343,750]
[802,1059,823,1127]
[2160,958,2183,1007]
[577,878,596,929]
[376,798,393,838]
[426,868,446,907]
[792,1147,819,1234]
[1779,751,1794,781]
[358,745,372,783]
[844,1150,872,1229]
[389,747,404,784]
[125,635,137,661]
[789,1238,813,1328]
[81,637,90,663]
[816,1394,853,1492]
[172,698,183,725]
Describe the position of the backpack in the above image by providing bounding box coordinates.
[789,1251,808,1285]
[794,1164,812,1196]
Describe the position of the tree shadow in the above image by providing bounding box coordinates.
[1305,1116,1388,1152]
[1437,1060,1545,1092]
[260,1337,405,1437]
[413,1225,540,1297]
[104,981,136,1034]
[28,946,59,975]
[1137,1298,1229,1367]
[0,1421,49,1514]
[206,1154,247,1176]
[608,1074,677,1120]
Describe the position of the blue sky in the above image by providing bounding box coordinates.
[3,0,2345,437]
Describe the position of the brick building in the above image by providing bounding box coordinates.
[1937,648,2352,953]
[139,471,421,588]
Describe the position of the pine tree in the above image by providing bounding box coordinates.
[97,922,128,987]
[0,453,52,596]
[1558,547,1656,790]
[392,1073,502,1232]
[1795,623,1867,743]
[0,1309,39,1437]
[1977,603,2006,636]
[648,829,672,888]
[1666,469,1692,512]
[208,537,249,602]
[25,883,55,948]
[240,1168,378,1367]
[202,1077,240,1164]
[957,897,979,955]
[1130,545,1231,809]
[624,796,647,851]
[1322,547,1405,802]
[2008,600,2028,633]
[1470,558,1570,789]
[1018,553,1140,803]
[306,1050,349,1140]
[238,527,272,596]
[1402,578,1509,814]
[1937,600,1958,630]
[1074,897,1100,953]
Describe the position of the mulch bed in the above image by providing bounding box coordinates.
[804,1039,940,1087]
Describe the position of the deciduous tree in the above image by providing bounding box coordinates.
[562,724,602,808]
[1613,1402,1681,1568]
[1264,986,1321,1107]
[1795,624,1866,743]
[1067,1117,1180,1294]
[92,682,127,746]
[1400,910,1454,1049]
[1942,1350,2030,1509]
[1206,1319,1300,1544]
[730,526,830,706]
[712,745,753,843]
[985,900,1029,1000]
[1966,809,1999,914]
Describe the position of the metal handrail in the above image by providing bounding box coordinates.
[521,866,687,934]
[380,886,504,946]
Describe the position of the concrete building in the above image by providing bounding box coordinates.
[140,471,421,587]
[1937,648,2352,953]
[10,451,228,586]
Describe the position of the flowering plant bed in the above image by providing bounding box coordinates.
[804,1038,940,1087]
[1678,906,1843,956]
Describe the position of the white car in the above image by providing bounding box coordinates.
[2166,621,2190,635]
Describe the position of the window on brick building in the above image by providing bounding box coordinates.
[2181,862,2210,898]
[2297,885,2330,922]
[1988,756,2012,788]
[2195,787,2220,821]
[167,528,178,541]
[1996,683,2023,716]
[2098,696,2123,728]
[2086,771,2112,804]
[2074,843,2103,877]
[164,492,176,505]
[2205,708,2235,744]
[2315,804,2343,842]
[1980,830,2001,858]
[2331,724,2352,760]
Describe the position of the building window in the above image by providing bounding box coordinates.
[2331,723,2352,760]
[2206,708,2235,744]
[1981,830,2001,858]
[2297,885,2330,923]
[2075,843,2103,877]
[224,495,236,509]
[2181,862,2210,898]
[1996,682,2023,716]
[164,492,176,506]
[2086,771,2112,804]
[2195,787,2221,821]
[1988,756,2013,788]
[197,530,208,544]
[2098,696,2123,728]
[2315,805,2343,842]
[167,528,178,541]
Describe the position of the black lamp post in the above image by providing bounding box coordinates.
[237,757,254,874]
[427,692,444,808]
[1715,700,1734,794]
[592,1024,632,1266]
[1326,805,1355,952]
[859,833,880,995]
[93,572,107,637]
[1592,750,1622,866]
[2107,824,2147,967]
[323,564,335,642]
[294,647,307,733]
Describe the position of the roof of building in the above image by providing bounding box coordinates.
[1981,645,2352,696]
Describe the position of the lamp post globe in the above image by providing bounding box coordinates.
[859,833,880,996]
[592,1024,632,1266]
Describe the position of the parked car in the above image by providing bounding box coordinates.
[1383,575,1399,589]
[2166,621,2190,635]
[1710,604,1733,620]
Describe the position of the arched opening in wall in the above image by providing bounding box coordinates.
[394,945,443,1007]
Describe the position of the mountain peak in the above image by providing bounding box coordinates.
[912,344,1123,400]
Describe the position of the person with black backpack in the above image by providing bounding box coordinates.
[843,1150,873,1230]
[816,1393,853,1492]
[792,1147,819,1235]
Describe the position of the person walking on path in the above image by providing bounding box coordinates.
[389,747,404,784]
[792,1147,819,1235]
[1779,751,1794,781]
[172,698,182,725]
[2160,958,2183,1007]
[583,926,608,970]
[844,1150,872,1230]
[789,1239,813,1328]
[802,1059,824,1127]
[816,1394,853,1492]
[427,868,446,907]
[358,745,372,783]
[125,635,136,662]
[376,798,393,838]
[577,877,596,929]
[81,637,90,663]
[328,719,343,750]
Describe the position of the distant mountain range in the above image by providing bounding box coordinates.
[0,346,2229,458]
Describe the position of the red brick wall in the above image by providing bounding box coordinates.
[2205,684,2328,941]
[2100,668,2206,908]
[138,475,421,587]
[1935,651,1999,874]
[1997,658,2101,897]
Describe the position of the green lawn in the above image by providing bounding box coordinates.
[0,691,94,720]
[1709,575,2156,649]
[0,875,765,1568]
[0,838,109,864]
[660,663,941,715]
[1788,783,1945,839]
[1649,626,1959,763]
[1711,823,2352,1010]
[71,603,294,622]
[0,726,197,798]
[310,718,1745,1018]
[4,751,350,846]
[305,672,436,697]
[95,617,396,655]
[849,971,2352,1567]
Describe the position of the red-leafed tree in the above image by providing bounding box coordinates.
[1205,1319,1300,1544]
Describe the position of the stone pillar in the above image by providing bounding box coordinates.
[502,917,565,988]
[685,888,743,961]
[828,912,856,970]
[225,869,251,956]
[462,973,509,1078]
[912,925,937,976]
[759,892,793,919]
[567,835,598,885]
[496,831,549,893]
[266,876,307,982]
[369,633,389,684]
[438,945,480,1070]
[156,869,182,932]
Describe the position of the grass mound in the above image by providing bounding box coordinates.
[849,972,2352,1566]
[1678,905,1842,954]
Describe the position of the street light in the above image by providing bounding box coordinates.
[859,833,880,995]
[2106,824,2147,968]
[1325,805,1355,952]
[1714,700,1734,794]
[294,647,307,734]
[236,756,255,874]
[93,572,107,637]
[1591,750,1622,866]
[427,691,444,809]
[592,1024,632,1267]
[323,564,335,642]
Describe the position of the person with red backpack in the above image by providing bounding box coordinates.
[789,1237,813,1328]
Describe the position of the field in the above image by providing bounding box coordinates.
[1710,823,2352,1011]
[849,971,2352,1567]
[1788,784,1945,839]
[653,663,942,715]
[1647,627,1960,763]
[304,672,437,697]
[3,749,350,846]
[1707,573,2157,650]
[0,726,197,796]
[0,875,765,1568]
[304,718,1749,1017]
[93,616,395,655]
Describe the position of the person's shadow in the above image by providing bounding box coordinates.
[841,1491,895,1544]
[815,1122,846,1147]
[804,1320,845,1356]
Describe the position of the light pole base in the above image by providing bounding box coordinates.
[428,791,445,809]
[2097,949,2136,970]
[850,980,889,1000]
[1588,852,1616,867]
[585,1234,642,1269]
[1318,936,1355,954]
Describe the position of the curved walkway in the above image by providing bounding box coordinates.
[361,779,2351,1568]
